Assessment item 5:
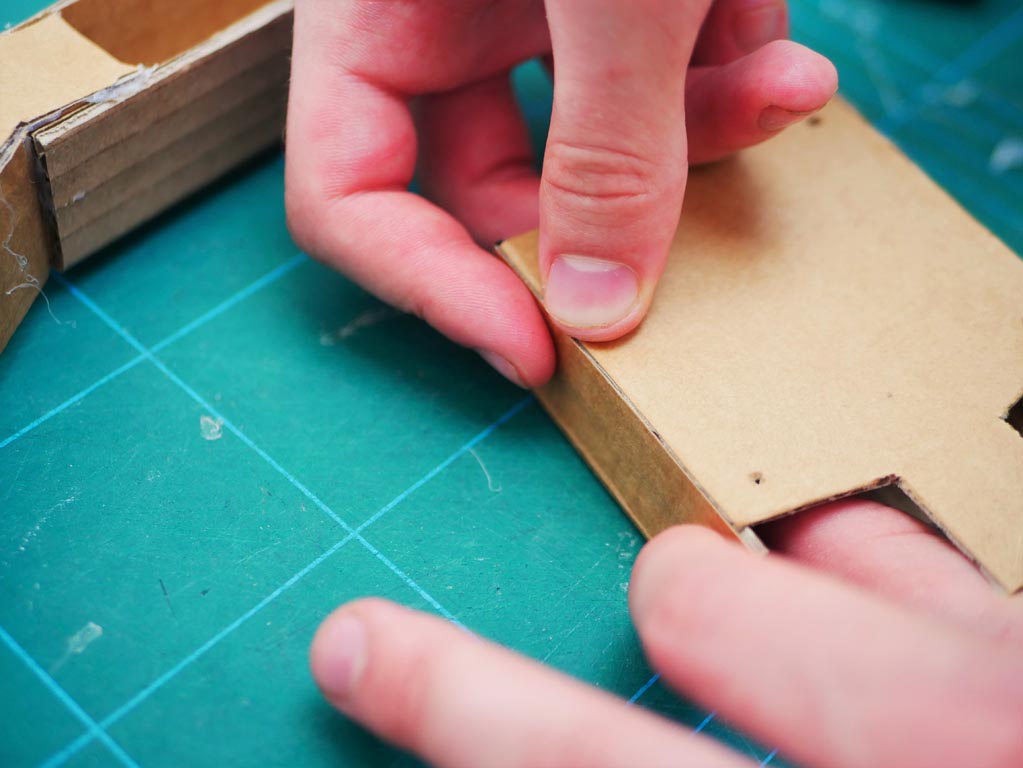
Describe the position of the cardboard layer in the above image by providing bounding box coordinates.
[498,99,1023,593]
[35,1,291,265]
[0,0,290,351]
[0,13,132,145]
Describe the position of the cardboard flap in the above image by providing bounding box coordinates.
[499,98,1023,592]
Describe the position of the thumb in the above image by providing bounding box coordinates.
[540,0,710,340]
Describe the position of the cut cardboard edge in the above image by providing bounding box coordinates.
[497,231,1009,580]
[48,80,288,242]
[58,105,285,260]
[42,53,289,212]
[1,0,290,347]
[496,236,931,558]
[494,124,1023,594]
[496,234,764,552]
[0,139,53,354]
[32,0,292,177]
[31,0,293,268]
[499,224,1018,593]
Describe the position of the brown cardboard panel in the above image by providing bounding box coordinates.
[0,10,131,352]
[0,142,53,354]
[53,83,287,241]
[0,13,133,147]
[498,98,1023,593]
[34,0,292,267]
[33,5,291,180]
[0,0,290,351]
[42,56,289,212]
[59,104,285,261]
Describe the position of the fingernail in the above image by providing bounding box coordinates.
[312,614,367,702]
[479,350,526,388]
[732,4,786,53]
[758,105,812,132]
[545,255,638,330]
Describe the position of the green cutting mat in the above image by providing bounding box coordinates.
[2,1,1021,766]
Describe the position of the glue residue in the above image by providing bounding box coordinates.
[50,621,103,674]
[199,415,224,441]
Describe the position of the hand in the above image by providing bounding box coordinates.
[285,0,837,386]
[309,500,1023,767]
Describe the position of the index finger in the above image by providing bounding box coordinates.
[284,1,554,386]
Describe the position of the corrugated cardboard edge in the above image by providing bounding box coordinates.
[0,0,292,352]
[33,0,292,267]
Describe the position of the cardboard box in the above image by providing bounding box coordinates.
[498,99,1023,593]
[0,0,291,352]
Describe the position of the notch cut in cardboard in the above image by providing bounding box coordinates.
[0,0,291,353]
[497,99,1023,594]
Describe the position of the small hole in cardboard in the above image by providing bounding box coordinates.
[750,471,764,485]
[1006,395,1023,439]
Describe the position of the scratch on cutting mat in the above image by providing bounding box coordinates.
[17,495,75,553]
[469,448,502,492]
[49,621,103,674]
[319,306,397,346]
[199,415,224,441]
[158,578,176,618]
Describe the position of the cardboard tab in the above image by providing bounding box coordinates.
[498,99,1023,593]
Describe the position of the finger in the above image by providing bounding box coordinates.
[693,0,788,66]
[758,498,1023,644]
[539,0,711,340]
[285,3,554,386]
[310,599,751,768]
[686,40,837,164]
[630,526,1023,768]
[416,73,541,245]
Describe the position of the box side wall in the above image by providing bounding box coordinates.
[498,237,737,542]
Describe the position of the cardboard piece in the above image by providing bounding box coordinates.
[0,142,54,344]
[0,13,134,145]
[35,0,291,266]
[498,99,1023,593]
[0,11,134,352]
[0,0,291,353]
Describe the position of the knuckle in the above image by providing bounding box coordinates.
[542,138,671,218]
